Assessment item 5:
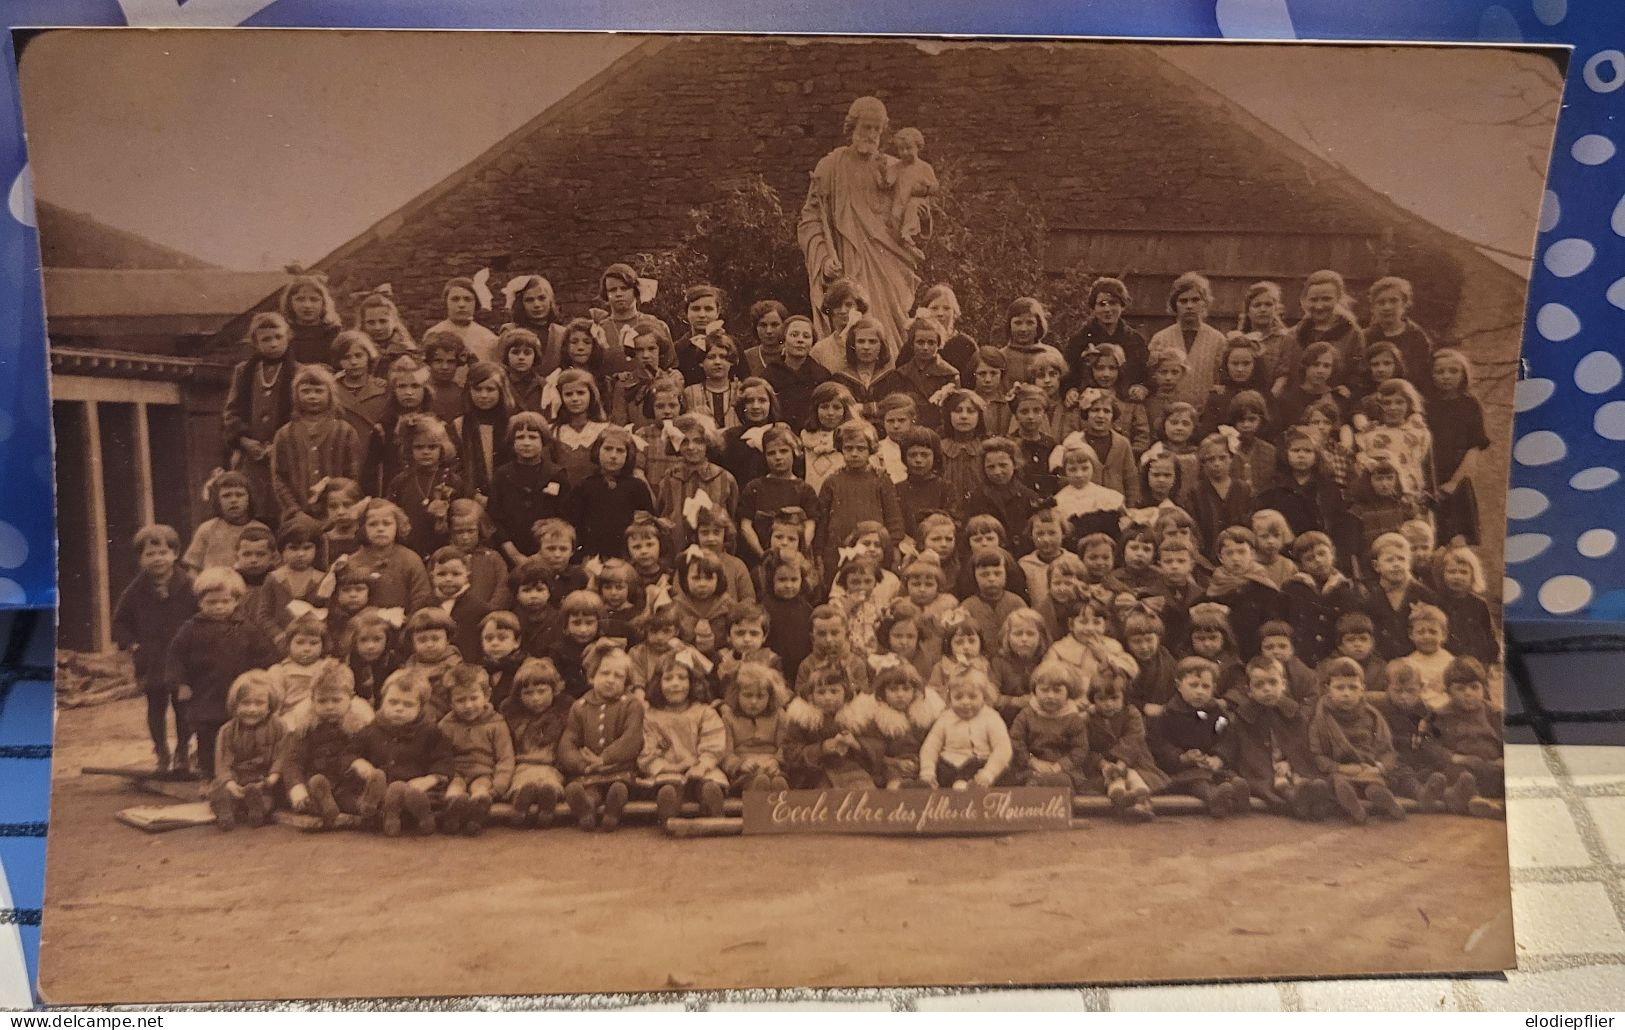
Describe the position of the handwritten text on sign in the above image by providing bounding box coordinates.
[741,787,1071,835]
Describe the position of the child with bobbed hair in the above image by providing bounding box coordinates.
[1008,659,1092,792]
[342,608,400,708]
[208,671,287,831]
[718,662,792,794]
[499,327,549,414]
[969,346,1014,437]
[1122,605,1178,717]
[498,655,575,823]
[876,599,937,683]
[400,607,464,721]
[855,660,944,789]
[782,664,873,789]
[814,418,904,579]
[1063,275,1150,394]
[641,649,730,822]
[1085,660,1166,822]
[560,640,646,832]
[655,412,741,556]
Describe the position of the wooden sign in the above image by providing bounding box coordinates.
[741,786,1071,836]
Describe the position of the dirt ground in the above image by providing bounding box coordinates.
[39,696,1515,1004]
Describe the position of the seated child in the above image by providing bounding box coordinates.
[1123,608,1178,717]
[208,671,287,831]
[855,661,943,789]
[1232,656,1330,820]
[1008,660,1092,793]
[281,661,372,829]
[959,549,1025,649]
[920,669,1013,789]
[1084,662,1166,822]
[1307,656,1408,823]
[1429,656,1505,818]
[928,616,993,698]
[990,607,1051,722]
[641,651,730,822]
[436,665,516,836]
[502,657,574,829]
[1148,656,1250,818]
[351,670,456,837]
[719,662,791,794]
[560,640,646,831]
[263,514,324,631]
[782,665,874,789]
[549,589,608,700]
[1371,660,1450,807]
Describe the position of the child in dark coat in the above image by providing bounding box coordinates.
[1281,531,1366,666]
[1204,526,1288,660]
[281,662,372,829]
[1008,661,1093,792]
[501,657,574,829]
[113,525,197,774]
[782,665,874,789]
[1307,657,1408,823]
[1085,668,1167,822]
[350,670,457,837]
[1370,660,1450,806]
[1149,656,1250,817]
[855,662,943,788]
[164,568,280,780]
[1231,657,1330,820]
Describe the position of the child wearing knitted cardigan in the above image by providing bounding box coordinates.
[920,669,1013,788]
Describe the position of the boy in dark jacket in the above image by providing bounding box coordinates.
[479,610,527,712]
[282,663,376,829]
[164,568,279,780]
[113,524,197,775]
[1148,656,1250,817]
[1315,611,1389,695]
[1231,656,1331,820]
[351,670,456,837]
[428,547,493,664]
[1204,526,1288,660]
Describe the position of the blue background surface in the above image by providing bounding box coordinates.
[2,0,1622,1007]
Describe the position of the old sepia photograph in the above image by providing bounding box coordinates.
[21,29,1560,1002]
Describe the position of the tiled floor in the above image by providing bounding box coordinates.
[4,610,1625,1010]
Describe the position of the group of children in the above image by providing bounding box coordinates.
[109,262,1505,835]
